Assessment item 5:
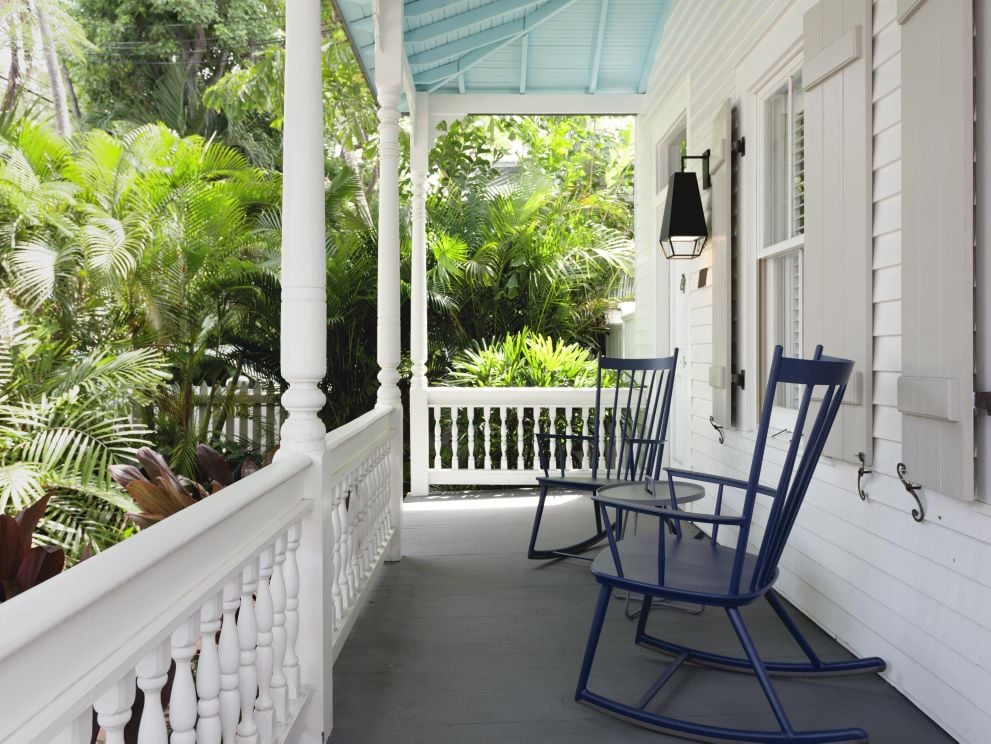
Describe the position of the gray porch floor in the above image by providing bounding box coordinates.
[330,490,954,744]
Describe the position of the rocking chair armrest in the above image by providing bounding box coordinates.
[664,467,777,499]
[591,493,744,526]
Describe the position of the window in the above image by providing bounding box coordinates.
[758,67,805,411]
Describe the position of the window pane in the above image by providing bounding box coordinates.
[764,82,790,246]
[762,250,802,408]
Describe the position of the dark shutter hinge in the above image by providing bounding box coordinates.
[732,136,746,157]
[732,370,746,390]
[975,391,991,414]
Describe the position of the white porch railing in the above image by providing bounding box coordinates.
[325,407,396,657]
[0,407,399,744]
[411,387,599,491]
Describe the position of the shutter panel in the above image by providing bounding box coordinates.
[709,99,733,428]
[898,0,975,500]
[802,0,873,464]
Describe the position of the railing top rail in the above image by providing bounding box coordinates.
[325,406,393,452]
[0,453,312,743]
[325,407,395,483]
[426,386,599,405]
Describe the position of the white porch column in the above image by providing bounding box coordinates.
[409,93,430,496]
[279,0,327,739]
[375,0,405,561]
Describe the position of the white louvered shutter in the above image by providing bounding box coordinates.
[897,0,975,500]
[709,99,733,428]
[801,0,874,464]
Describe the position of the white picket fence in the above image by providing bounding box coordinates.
[186,381,286,455]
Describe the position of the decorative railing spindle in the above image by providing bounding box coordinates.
[136,641,170,744]
[451,407,460,469]
[94,672,135,744]
[197,594,223,744]
[255,547,276,743]
[271,536,288,723]
[236,563,259,744]
[466,408,476,469]
[433,409,442,468]
[284,522,302,699]
[219,580,241,744]
[516,405,525,468]
[484,407,493,469]
[170,616,198,744]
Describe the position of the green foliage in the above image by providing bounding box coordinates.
[447,330,602,388]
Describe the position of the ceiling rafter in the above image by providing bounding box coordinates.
[588,0,609,93]
[404,0,471,20]
[413,0,580,90]
[519,33,529,93]
[638,2,670,93]
[405,0,545,44]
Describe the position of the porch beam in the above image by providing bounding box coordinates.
[279,0,327,737]
[414,0,580,90]
[404,0,465,19]
[589,0,609,93]
[428,92,643,116]
[405,0,544,44]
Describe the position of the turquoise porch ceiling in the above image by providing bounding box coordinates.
[334,0,672,98]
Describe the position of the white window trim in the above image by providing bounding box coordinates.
[756,55,805,432]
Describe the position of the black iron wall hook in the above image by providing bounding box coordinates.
[856,452,871,501]
[896,463,925,522]
[709,416,724,445]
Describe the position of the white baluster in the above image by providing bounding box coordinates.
[516,405,525,470]
[271,535,289,722]
[53,710,92,744]
[330,483,344,627]
[255,546,276,743]
[237,562,259,744]
[341,479,355,602]
[466,407,476,469]
[285,521,302,699]
[198,593,223,744]
[219,579,241,744]
[565,406,574,468]
[433,406,442,469]
[499,406,507,469]
[170,615,198,744]
[484,407,493,469]
[451,407,460,469]
[532,406,541,469]
[94,671,136,744]
[136,640,170,744]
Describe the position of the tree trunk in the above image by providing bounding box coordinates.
[1,41,20,113]
[31,0,71,136]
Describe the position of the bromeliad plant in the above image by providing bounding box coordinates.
[109,443,269,528]
[0,494,65,602]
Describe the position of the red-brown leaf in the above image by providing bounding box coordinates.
[14,546,64,590]
[126,480,182,518]
[0,516,26,580]
[135,447,183,491]
[240,458,260,479]
[14,494,51,553]
[108,464,148,488]
[196,444,235,487]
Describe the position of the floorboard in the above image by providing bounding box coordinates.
[330,490,955,744]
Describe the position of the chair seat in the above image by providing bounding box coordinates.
[536,475,704,503]
[590,532,772,606]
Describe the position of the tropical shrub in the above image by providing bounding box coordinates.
[447,329,602,388]
[0,318,168,561]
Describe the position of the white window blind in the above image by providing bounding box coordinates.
[801,0,873,464]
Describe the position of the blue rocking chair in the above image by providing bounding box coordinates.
[575,346,886,743]
[527,352,702,561]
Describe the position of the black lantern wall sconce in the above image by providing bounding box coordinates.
[659,149,711,260]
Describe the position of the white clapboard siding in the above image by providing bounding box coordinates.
[897,0,976,500]
[802,0,874,464]
[632,0,991,741]
[709,99,734,429]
